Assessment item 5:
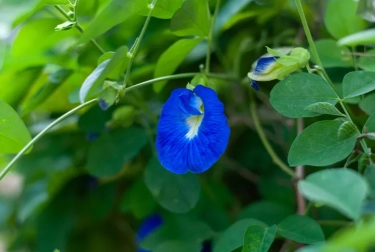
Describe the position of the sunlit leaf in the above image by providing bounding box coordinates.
[242,224,276,252]
[153,38,202,92]
[342,71,375,99]
[0,100,32,154]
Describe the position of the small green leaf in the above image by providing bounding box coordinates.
[87,128,148,177]
[0,100,32,154]
[270,73,339,118]
[170,0,211,37]
[18,180,48,222]
[78,0,143,43]
[98,85,118,111]
[342,71,375,99]
[153,38,202,92]
[242,225,277,252]
[359,93,375,115]
[337,121,358,139]
[107,106,135,128]
[154,241,201,252]
[312,39,353,68]
[298,168,369,220]
[79,46,128,103]
[277,215,325,244]
[213,219,266,252]
[214,0,253,32]
[144,157,201,213]
[97,51,129,80]
[139,0,184,19]
[288,120,358,167]
[338,29,375,47]
[324,0,366,39]
[304,102,345,117]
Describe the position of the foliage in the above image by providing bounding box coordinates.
[1,0,375,251]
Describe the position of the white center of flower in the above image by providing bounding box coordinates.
[185,114,204,140]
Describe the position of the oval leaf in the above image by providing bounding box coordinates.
[364,112,375,133]
[144,157,201,213]
[298,168,369,220]
[359,93,375,115]
[324,0,366,39]
[313,39,353,68]
[242,224,277,252]
[277,215,325,244]
[0,100,32,154]
[79,46,128,103]
[288,120,358,167]
[270,73,339,118]
[213,219,266,252]
[342,71,375,99]
[171,0,211,37]
[304,102,345,117]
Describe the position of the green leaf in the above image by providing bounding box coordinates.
[312,39,353,68]
[18,180,48,222]
[139,0,184,19]
[213,219,266,252]
[97,51,129,80]
[270,73,339,118]
[242,225,277,252]
[79,46,128,103]
[359,93,375,115]
[78,0,144,43]
[120,180,156,219]
[324,0,366,39]
[277,215,325,244]
[21,68,73,115]
[298,168,369,220]
[154,240,201,252]
[214,0,253,32]
[338,29,375,47]
[170,0,211,37]
[342,71,375,99]
[337,121,358,139]
[144,157,201,213]
[87,128,148,177]
[153,38,202,92]
[304,102,345,117]
[78,105,112,133]
[0,100,32,154]
[288,120,358,167]
[238,200,294,226]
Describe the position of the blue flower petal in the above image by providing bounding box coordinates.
[137,214,163,252]
[250,80,260,91]
[253,56,278,75]
[156,85,230,174]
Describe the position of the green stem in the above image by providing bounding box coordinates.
[53,5,105,54]
[205,0,222,74]
[250,92,295,177]
[294,0,335,90]
[0,98,98,180]
[123,0,157,88]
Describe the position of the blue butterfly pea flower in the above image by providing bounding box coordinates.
[156,85,230,174]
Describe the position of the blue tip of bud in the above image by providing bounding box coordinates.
[99,99,109,111]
